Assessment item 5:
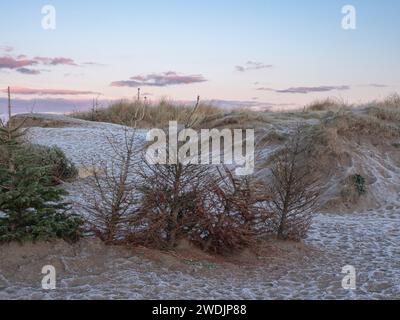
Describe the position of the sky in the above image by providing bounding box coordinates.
[1,0,400,114]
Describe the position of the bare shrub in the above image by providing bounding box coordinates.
[77,107,145,243]
[132,162,267,254]
[126,99,209,248]
[188,167,269,254]
[266,125,322,241]
[131,159,210,249]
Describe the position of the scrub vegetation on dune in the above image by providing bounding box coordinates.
[367,94,400,123]
[1,94,400,299]
[71,98,223,128]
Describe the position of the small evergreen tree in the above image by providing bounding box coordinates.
[0,165,82,242]
[17,144,78,183]
[0,118,25,171]
[0,116,82,243]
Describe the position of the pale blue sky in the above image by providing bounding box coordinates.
[1,0,399,112]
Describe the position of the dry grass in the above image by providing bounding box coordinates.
[367,94,400,123]
[301,95,400,140]
[305,98,350,112]
[71,94,400,137]
[326,113,400,139]
[289,108,400,181]
[71,99,223,128]
[202,111,269,129]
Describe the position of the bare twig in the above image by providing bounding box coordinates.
[265,124,323,240]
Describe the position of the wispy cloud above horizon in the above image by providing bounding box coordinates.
[367,83,389,88]
[235,61,272,72]
[33,56,78,66]
[2,86,98,96]
[257,85,350,94]
[111,71,207,88]
[16,68,41,75]
[82,61,106,67]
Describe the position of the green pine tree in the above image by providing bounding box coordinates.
[0,119,83,243]
[0,120,25,172]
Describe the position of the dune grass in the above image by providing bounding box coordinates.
[367,94,400,123]
[71,95,400,137]
[71,99,223,128]
[305,98,351,112]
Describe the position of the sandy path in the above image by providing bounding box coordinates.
[1,208,399,300]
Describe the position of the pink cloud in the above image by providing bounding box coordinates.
[82,61,105,66]
[111,71,207,88]
[0,49,90,76]
[257,85,350,94]
[3,86,98,96]
[16,68,41,75]
[235,61,272,72]
[0,53,83,75]
[0,56,38,69]
[34,56,78,66]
